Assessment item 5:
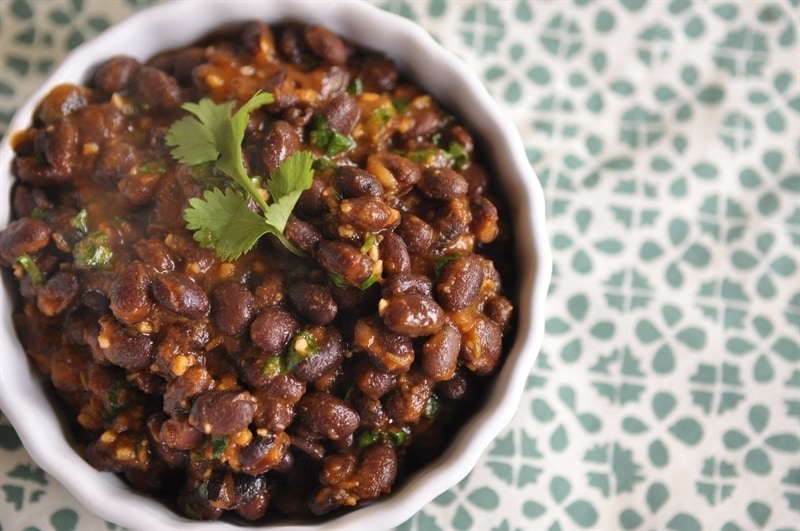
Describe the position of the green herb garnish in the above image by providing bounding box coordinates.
[15,254,43,287]
[211,436,229,459]
[433,253,462,274]
[356,428,407,449]
[310,116,355,157]
[166,92,314,260]
[286,330,319,371]
[446,141,470,169]
[74,230,114,270]
[71,208,88,233]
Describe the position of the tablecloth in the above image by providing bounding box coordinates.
[1,0,798,530]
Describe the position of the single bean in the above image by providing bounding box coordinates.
[159,417,204,450]
[395,214,434,254]
[292,326,345,382]
[93,55,142,93]
[422,321,461,381]
[460,315,503,376]
[36,270,78,317]
[334,166,383,198]
[250,306,298,354]
[241,20,274,56]
[485,295,514,332]
[36,83,91,122]
[380,293,444,337]
[353,315,414,374]
[152,272,209,320]
[189,390,256,435]
[0,217,51,264]
[133,239,175,273]
[261,120,301,173]
[436,254,484,311]
[304,25,348,65]
[420,167,469,201]
[321,93,360,134]
[470,196,500,244]
[354,360,395,399]
[353,444,397,498]
[135,66,182,110]
[385,371,434,423]
[92,143,137,185]
[97,315,154,370]
[378,233,410,275]
[288,281,338,326]
[339,197,400,232]
[109,261,153,325]
[316,240,374,288]
[297,391,359,440]
[381,272,433,299]
[239,432,291,475]
[211,282,254,336]
[359,55,399,92]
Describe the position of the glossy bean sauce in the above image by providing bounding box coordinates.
[0,21,516,523]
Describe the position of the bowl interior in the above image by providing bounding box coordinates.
[0,1,551,529]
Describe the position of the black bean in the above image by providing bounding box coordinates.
[93,55,142,93]
[97,316,154,370]
[435,199,472,243]
[135,66,182,110]
[419,167,469,201]
[296,178,326,215]
[354,360,395,399]
[0,217,51,264]
[262,120,301,173]
[152,272,209,319]
[460,315,503,375]
[485,295,514,332]
[189,390,256,435]
[242,21,274,56]
[460,163,489,195]
[36,83,91,122]
[329,283,380,314]
[381,272,433,299]
[353,444,397,498]
[292,326,345,382]
[436,254,484,311]
[133,239,175,273]
[239,433,291,475]
[284,217,321,254]
[316,240,374,288]
[297,391,359,440]
[321,94,360,134]
[334,166,383,198]
[172,47,207,84]
[36,271,78,317]
[339,197,399,232]
[109,261,153,325]
[379,233,410,275]
[396,215,434,254]
[92,143,136,185]
[353,315,414,374]
[304,25,348,65]
[422,321,460,381]
[359,55,399,92]
[159,417,204,450]
[380,293,444,337]
[471,196,500,243]
[211,282,255,336]
[288,281,337,326]
[250,307,298,354]
[385,371,434,423]
[278,25,310,64]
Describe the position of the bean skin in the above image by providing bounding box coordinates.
[292,326,345,382]
[321,94,360,134]
[380,293,444,338]
[159,417,204,450]
[109,261,153,326]
[304,25,349,65]
[381,273,433,299]
[0,217,51,264]
[37,271,78,317]
[470,196,500,244]
[238,432,291,475]
[422,321,460,381]
[334,167,383,198]
[378,233,410,275]
[395,215,434,254]
[36,83,91,122]
[188,390,256,435]
[152,272,210,320]
[135,66,182,110]
[250,306,298,354]
[353,315,414,374]
[284,216,322,253]
[316,240,374,288]
[288,281,338,326]
[419,167,469,201]
[385,371,434,423]
[93,55,142,93]
[262,120,301,173]
[339,197,400,232]
[96,315,154,370]
[353,360,395,399]
[459,315,503,376]
[435,254,484,311]
[211,282,255,336]
[297,391,359,440]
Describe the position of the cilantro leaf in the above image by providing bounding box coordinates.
[167,92,315,260]
[183,188,270,261]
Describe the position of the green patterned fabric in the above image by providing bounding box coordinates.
[1,1,798,529]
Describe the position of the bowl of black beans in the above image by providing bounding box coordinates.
[0,1,551,529]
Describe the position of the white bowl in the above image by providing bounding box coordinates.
[0,1,551,529]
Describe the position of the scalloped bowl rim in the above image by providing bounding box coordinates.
[0,1,551,529]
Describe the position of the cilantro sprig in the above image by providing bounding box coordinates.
[166,92,314,260]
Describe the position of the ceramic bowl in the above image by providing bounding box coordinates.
[0,1,551,529]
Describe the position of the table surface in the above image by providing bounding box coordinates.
[1,1,799,530]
